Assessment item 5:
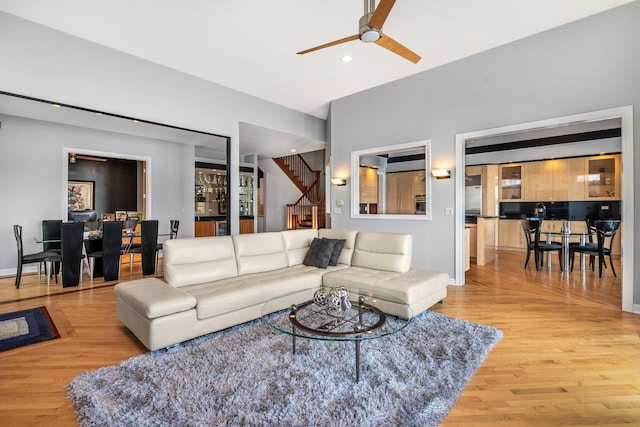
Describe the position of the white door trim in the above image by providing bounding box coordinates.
[454,106,634,313]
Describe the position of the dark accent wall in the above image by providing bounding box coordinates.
[68,158,138,216]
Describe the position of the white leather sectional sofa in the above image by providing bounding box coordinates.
[115,228,449,351]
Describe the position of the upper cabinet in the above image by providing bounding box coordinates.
[499,164,522,201]
[585,154,620,200]
[359,167,378,204]
[523,158,585,201]
[496,154,621,203]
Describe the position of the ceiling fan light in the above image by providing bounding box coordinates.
[360,29,381,43]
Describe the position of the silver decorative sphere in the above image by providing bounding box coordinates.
[313,289,327,306]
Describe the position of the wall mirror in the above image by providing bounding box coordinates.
[350,140,431,220]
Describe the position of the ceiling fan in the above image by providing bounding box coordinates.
[297,0,421,64]
[69,153,107,163]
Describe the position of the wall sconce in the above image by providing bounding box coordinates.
[431,169,451,179]
[331,178,347,186]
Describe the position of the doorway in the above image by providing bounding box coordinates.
[62,148,150,221]
[454,106,634,313]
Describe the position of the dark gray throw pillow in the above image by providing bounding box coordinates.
[303,238,336,268]
[323,238,346,266]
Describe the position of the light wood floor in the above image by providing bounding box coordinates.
[0,251,638,426]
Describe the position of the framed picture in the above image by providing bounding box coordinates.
[68,180,94,211]
[115,211,128,221]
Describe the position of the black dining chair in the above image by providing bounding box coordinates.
[44,222,86,287]
[129,220,159,276]
[87,220,124,281]
[520,218,564,271]
[42,219,62,277]
[570,220,620,278]
[121,218,139,253]
[13,225,60,289]
[156,220,179,265]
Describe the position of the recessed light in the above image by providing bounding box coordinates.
[52,104,61,108]
[133,119,139,123]
[290,148,297,153]
[342,55,352,63]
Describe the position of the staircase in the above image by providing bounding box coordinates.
[273,154,325,230]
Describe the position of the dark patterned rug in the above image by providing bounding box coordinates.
[0,306,59,352]
[68,310,502,426]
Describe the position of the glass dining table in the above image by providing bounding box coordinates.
[544,230,587,271]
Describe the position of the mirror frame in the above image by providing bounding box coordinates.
[350,139,432,220]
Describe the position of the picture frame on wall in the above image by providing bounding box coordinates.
[68,180,94,211]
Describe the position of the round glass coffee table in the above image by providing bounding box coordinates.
[262,286,412,382]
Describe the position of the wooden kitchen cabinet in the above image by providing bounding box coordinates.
[499,164,523,201]
[523,158,585,201]
[498,219,526,250]
[195,220,215,237]
[386,170,424,214]
[239,219,254,234]
[585,154,621,200]
[359,167,378,204]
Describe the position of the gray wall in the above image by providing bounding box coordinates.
[0,10,327,274]
[0,114,194,275]
[0,11,325,239]
[329,2,639,300]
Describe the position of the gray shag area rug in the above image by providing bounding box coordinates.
[68,310,502,427]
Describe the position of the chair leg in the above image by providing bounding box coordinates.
[524,249,531,268]
[558,250,564,271]
[598,256,604,278]
[89,258,95,281]
[46,261,52,286]
[609,254,617,278]
[15,261,23,288]
[130,253,134,273]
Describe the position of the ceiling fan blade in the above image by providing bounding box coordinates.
[77,155,107,162]
[375,34,421,63]
[297,34,360,55]
[369,0,396,29]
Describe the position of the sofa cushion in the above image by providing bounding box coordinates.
[322,266,448,304]
[351,231,412,273]
[318,229,358,265]
[183,265,326,319]
[303,238,336,268]
[281,229,318,266]
[233,232,289,275]
[323,238,346,266]
[115,278,196,319]
[163,237,238,288]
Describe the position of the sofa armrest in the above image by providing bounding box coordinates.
[115,278,196,319]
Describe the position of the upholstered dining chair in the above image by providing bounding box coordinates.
[129,220,159,276]
[44,222,86,287]
[13,225,59,289]
[520,218,564,271]
[87,220,124,281]
[570,220,620,278]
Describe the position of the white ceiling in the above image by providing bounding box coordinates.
[0,0,634,157]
